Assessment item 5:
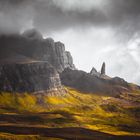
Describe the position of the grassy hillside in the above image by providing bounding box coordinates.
[0,133,63,140]
[0,87,140,139]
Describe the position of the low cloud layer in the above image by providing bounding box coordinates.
[1,0,140,36]
[0,0,140,84]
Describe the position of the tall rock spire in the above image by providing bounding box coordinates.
[101,62,105,75]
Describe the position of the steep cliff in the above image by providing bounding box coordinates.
[0,29,139,96]
[0,29,76,93]
[0,61,62,92]
[0,29,75,73]
[0,29,77,93]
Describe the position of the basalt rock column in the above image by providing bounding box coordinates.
[101,62,106,75]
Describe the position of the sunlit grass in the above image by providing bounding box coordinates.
[0,132,64,140]
[0,87,140,136]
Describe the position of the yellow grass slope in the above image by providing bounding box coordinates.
[0,87,140,137]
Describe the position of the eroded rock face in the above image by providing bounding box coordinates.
[60,68,130,97]
[54,41,75,72]
[90,62,111,80]
[90,67,100,77]
[0,30,75,73]
[0,62,62,92]
[0,30,75,93]
[101,62,106,75]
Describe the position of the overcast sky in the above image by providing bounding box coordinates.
[0,0,140,84]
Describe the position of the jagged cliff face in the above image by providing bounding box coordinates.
[0,29,139,95]
[0,29,75,93]
[0,29,75,73]
[0,62,62,92]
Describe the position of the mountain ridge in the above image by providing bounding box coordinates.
[0,29,139,95]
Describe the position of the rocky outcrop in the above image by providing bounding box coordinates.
[90,67,100,77]
[0,29,75,73]
[101,62,106,75]
[90,62,110,79]
[0,62,62,92]
[53,41,75,72]
[111,77,129,87]
[60,68,130,97]
[0,30,76,93]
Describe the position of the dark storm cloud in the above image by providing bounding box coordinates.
[33,4,108,34]
[106,0,140,40]
[0,0,140,37]
[0,0,27,5]
[0,0,34,34]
